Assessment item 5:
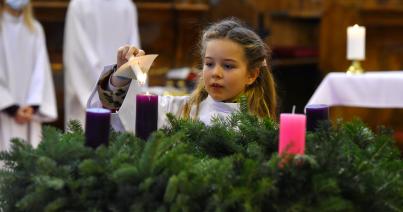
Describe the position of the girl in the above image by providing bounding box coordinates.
[89,18,277,132]
[0,0,57,150]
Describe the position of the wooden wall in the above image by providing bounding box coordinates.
[33,1,209,84]
[318,0,403,150]
[31,0,403,139]
[32,0,209,129]
[320,0,403,72]
[252,0,403,143]
[32,0,403,78]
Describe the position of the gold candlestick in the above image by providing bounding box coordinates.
[346,60,364,74]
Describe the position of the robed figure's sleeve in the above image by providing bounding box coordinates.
[63,3,103,108]
[27,24,57,122]
[87,66,189,133]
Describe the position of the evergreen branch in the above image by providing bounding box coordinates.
[240,95,248,114]
[0,113,402,211]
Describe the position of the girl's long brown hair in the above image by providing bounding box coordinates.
[182,18,277,120]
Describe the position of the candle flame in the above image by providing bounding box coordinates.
[132,62,148,85]
[137,74,147,85]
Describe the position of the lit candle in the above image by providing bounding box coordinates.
[305,104,329,132]
[136,92,158,140]
[85,108,111,148]
[279,113,306,155]
[347,24,366,60]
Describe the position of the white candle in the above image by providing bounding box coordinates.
[347,24,366,60]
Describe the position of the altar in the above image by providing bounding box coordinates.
[307,71,403,150]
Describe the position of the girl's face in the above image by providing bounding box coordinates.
[203,38,258,102]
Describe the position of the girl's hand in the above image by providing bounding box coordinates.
[116,45,145,69]
[112,45,145,87]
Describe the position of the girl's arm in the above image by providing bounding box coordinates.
[97,46,145,110]
[96,65,130,110]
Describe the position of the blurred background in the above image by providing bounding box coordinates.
[33,0,403,145]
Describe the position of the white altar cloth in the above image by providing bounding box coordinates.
[307,71,403,108]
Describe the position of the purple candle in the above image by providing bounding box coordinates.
[85,108,111,148]
[136,92,158,140]
[305,104,329,132]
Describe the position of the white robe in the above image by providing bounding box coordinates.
[64,0,141,127]
[0,12,57,150]
[88,67,240,134]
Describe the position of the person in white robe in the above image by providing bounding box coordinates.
[0,0,57,151]
[63,0,141,127]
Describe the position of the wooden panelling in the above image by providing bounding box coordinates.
[32,1,208,79]
[31,0,208,129]
[269,17,319,47]
[319,0,403,151]
[30,0,403,135]
[319,0,403,72]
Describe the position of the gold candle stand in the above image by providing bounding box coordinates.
[346,60,364,74]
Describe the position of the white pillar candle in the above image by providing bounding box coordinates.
[347,24,366,60]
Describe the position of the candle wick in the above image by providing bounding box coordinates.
[292,105,296,114]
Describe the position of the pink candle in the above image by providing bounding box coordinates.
[279,113,306,155]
